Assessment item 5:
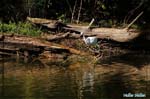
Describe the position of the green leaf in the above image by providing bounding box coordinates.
[102,5,106,10]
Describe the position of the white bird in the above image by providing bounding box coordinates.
[80,18,98,45]
[80,32,98,45]
[81,32,100,53]
[79,18,101,53]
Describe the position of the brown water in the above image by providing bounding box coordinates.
[0,52,150,99]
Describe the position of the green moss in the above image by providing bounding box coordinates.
[0,21,42,37]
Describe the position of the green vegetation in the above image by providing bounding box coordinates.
[1,0,150,28]
[0,21,42,37]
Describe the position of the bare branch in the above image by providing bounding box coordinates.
[71,0,77,23]
[125,11,143,30]
[77,0,83,24]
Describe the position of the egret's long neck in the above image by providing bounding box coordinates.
[82,34,86,42]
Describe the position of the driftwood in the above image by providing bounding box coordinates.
[27,17,69,31]
[63,15,142,42]
[0,34,86,57]
[64,26,141,42]
[27,17,58,28]
[27,17,146,42]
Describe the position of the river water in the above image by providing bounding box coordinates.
[0,52,149,99]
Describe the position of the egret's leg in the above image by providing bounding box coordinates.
[88,46,95,53]
[86,43,99,53]
[94,40,103,59]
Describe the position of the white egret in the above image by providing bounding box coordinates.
[80,18,100,53]
[80,18,98,45]
[80,32,98,45]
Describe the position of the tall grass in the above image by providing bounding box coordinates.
[0,21,42,37]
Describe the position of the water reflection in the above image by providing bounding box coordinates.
[0,52,149,99]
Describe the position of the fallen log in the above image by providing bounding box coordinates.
[27,16,148,42]
[0,35,86,58]
[63,26,141,42]
[27,17,69,31]
[63,18,141,42]
[27,17,58,27]
[92,28,141,42]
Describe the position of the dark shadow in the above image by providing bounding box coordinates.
[95,73,136,99]
[99,52,150,68]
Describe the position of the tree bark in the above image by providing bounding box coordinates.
[63,25,141,42]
